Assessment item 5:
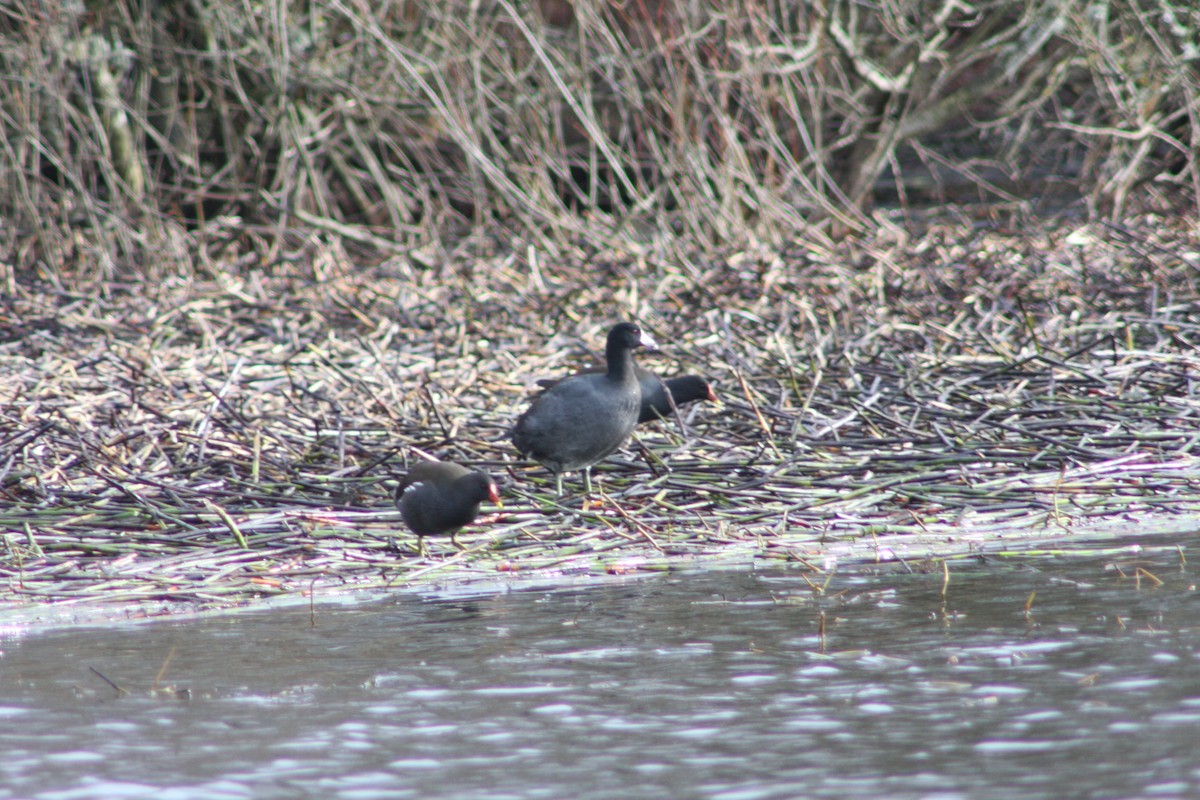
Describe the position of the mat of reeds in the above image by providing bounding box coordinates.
[2,215,1199,614]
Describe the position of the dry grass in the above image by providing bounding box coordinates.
[2,213,1199,610]
[1,0,1197,273]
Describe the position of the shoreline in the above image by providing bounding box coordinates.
[3,505,1196,632]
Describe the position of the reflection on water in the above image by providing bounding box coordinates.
[2,536,1199,800]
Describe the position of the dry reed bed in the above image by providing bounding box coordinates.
[4,0,1197,262]
[2,216,1199,610]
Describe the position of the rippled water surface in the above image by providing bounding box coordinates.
[3,536,1199,800]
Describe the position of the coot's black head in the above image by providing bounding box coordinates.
[607,322,658,353]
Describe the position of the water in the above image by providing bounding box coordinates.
[2,537,1198,800]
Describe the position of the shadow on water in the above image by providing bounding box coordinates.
[2,533,1199,800]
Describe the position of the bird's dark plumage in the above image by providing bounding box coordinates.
[511,322,657,494]
[537,369,716,423]
[395,461,501,552]
[639,373,717,422]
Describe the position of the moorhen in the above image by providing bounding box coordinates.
[537,370,717,423]
[511,321,658,494]
[394,460,501,553]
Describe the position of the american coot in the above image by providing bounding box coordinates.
[395,460,501,553]
[512,322,658,494]
[537,369,717,423]
[638,373,717,422]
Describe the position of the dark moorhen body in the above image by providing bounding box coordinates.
[395,460,501,553]
[512,322,658,494]
[537,369,716,423]
[639,374,717,422]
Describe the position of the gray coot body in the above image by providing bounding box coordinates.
[395,460,501,552]
[512,322,658,494]
[639,373,717,422]
[537,369,716,423]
